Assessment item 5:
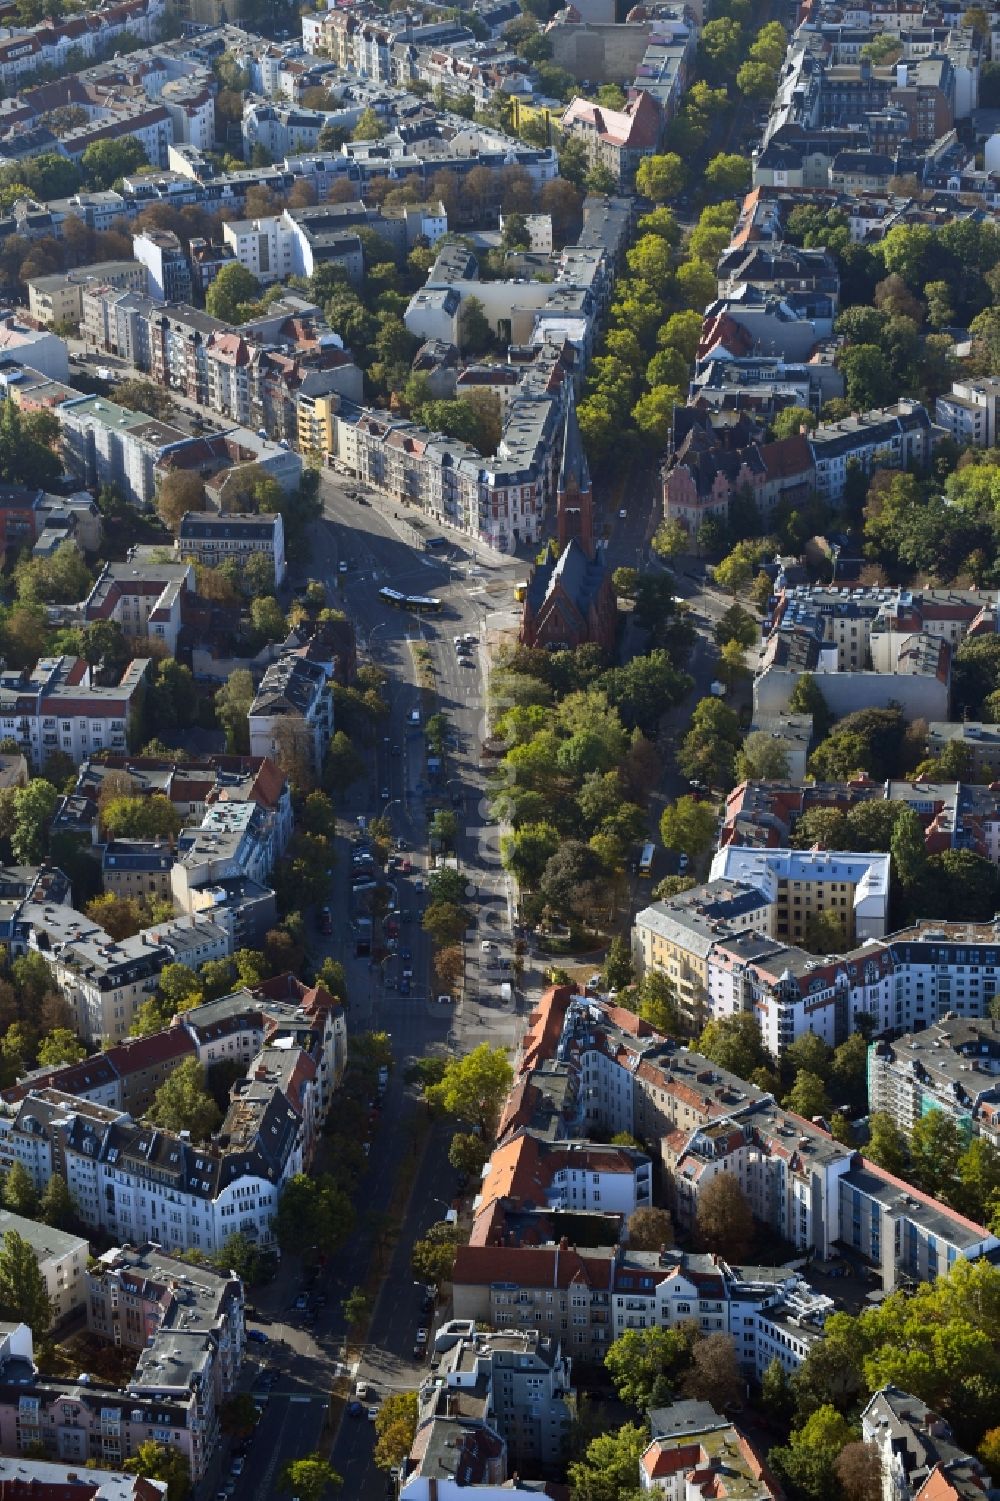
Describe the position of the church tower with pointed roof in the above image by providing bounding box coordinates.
[556,390,594,557]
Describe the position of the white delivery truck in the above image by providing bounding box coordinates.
[500,982,513,1004]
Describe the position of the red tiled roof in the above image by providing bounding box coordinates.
[104,1027,196,1075]
[759,434,815,479]
[453,1243,613,1290]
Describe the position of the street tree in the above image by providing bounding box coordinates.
[0,1229,52,1334]
[274,1173,355,1255]
[343,1285,371,1330]
[124,1443,191,1501]
[635,153,687,201]
[422,901,468,948]
[411,1222,461,1287]
[374,1392,418,1471]
[660,796,717,859]
[425,1044,513,1137]
[449,1133,490,1177]
[279,1454,342,1501]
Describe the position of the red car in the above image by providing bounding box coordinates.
[401,860,412,874]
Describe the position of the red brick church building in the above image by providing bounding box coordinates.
[519,395,617,654]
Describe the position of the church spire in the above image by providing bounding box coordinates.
[557,388,594,555]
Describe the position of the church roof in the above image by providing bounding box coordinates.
[526,536,608,622]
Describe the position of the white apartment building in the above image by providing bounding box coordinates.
[82,558,194,657]
[249,653,333,779]
[0,656,147,773]
[0,1211,88,1326]
[708,846,891,945]
[862,1387,992,1501]
[935,376,1000,449]
[222,216,297,285]
[21,902,231,1043]
[0,980,345,1257]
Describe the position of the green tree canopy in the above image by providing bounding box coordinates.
[147,1058,222,1143]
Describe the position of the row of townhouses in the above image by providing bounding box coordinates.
[0,978,346,1264]
[0,1232,244,1484]
[455,988,998,1351]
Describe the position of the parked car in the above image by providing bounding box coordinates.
[247,1329,268,1344]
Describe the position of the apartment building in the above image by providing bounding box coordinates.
[560,92,662,187]
[632,883,773,1028]
[54,754,293,855]
[489,989,1000,1290]
[454,1238,832,1373]
[100,841,175,902]
[868,1018,1000,1144]
[862,1386,993,1501]
[477,1133,652,1224]
[132,229,193,305]
[0,1211,88,1326]
[27,260,148,328]
[20,900,230,1043]
[3,978,343,1121]
[772,584,998,673]
[927,722,1000,778]
[87,1242,244,1398]
[935,376,1000,449]
[82,558,195,657]
[176,512,285,588]
[754,619,951,723]
[641,1401,781,1499]
[59,394,193,509]
[0,1002,330,1259]
[430,1324,574,1468]
[0,655,147,772]
[808,400,941,501]
[249,652,333,780]
[0,315,69,382]
[222,210,363,286]
[708,846,891,946]
[723,777,1000,865]
[0,1456,167,1498]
